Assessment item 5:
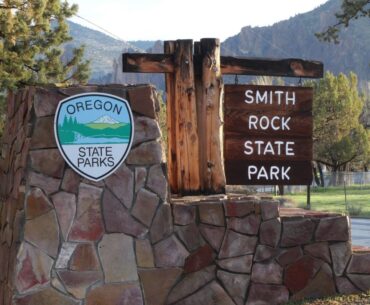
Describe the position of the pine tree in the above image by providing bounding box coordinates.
[0,0,90,90]
[316,0,370,43]
[307,72,369,172]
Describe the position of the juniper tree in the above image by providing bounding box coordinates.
[0,0,90,90]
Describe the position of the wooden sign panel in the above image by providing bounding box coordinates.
[224,84,313,185]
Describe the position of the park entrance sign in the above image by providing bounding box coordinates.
[224,85,313,185]
[54,93,134,181]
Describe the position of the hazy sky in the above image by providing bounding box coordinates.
[70,0,329,41]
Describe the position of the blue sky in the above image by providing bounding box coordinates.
[57,95,131,125]
[70,0,329,41]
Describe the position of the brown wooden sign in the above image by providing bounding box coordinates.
[224,84,313,185]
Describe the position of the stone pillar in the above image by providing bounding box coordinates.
[0,85,170,305]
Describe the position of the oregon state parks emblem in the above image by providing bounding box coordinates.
[54,93,134,181]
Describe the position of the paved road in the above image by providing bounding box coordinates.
[351,218,370,247]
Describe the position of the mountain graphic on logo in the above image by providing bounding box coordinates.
[91,115,120,124]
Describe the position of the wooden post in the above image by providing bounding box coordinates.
[173,40,201,193]
[164,41,178,193]
[199,39,225,193]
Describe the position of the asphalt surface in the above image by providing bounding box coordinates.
[351,218,370,247]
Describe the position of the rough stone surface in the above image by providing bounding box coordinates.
[132,188,160,227]
[219,230,257,259]
[285,255,322,293]
[246,283,289,305]
[58,270,103,299]
[259,218,281,247]
[277,247,303,267]
[154,235,189,267]
[61,169,80,194]
[173,281,234,305]
[25,210,59,258]
[139,268,182,305]
[98,233,138,282]
[69,184,104,241]
[304,242,331,264]
[175,223,203,252]
[105,164,134,209]
[199,204,225,226]
[252,262,283,284]
[227,214,261,235]
[52,192,76,240]
[217,255,253,273]
[127,141,162,165]
[14,287,78,305]
[173,204,196,225]
[31,117,56,148]
[102,188,147,238]
[336,276,361,294]
[135,239,155,268]
[260,201,279,220]
[347,274,370,292]
[150,204,173,243]
[330,242,352,276]
[224,201,255,217]
[15,242,54,293]
[86,283,144,305]
[147,164,167,201]
[291,266,336,301]
[28,171,60,195]
[26,188,52,220]
[69,243,100,271]
[55,242,77,269]
[135,167,147,193]
[347,253,370,274]
[133,116,161,146]
[184,245,214,273]
[217,270,249,305]
[315,216,350,241]
[30,149,64,178]
[199,224,225,252]
[281,219,315,247]
[167,265,216,304]
[254,245,279,262]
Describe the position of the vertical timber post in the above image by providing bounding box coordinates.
[199,38,226,193]
[164,41,178,193]
[173,40,201,193]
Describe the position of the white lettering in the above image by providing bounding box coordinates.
[249,115,258,129]
[256,90,268,104]
[245,90,254,104]
[244,141,253,155]
[286,142,295,156]
[248,165,258,179]
[286,91,296,105]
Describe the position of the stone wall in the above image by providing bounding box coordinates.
[0,85,370,305]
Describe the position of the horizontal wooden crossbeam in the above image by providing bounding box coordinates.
[122,53,323,78]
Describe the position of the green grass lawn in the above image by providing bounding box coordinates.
[285,291,370,304]
[278,185,370,217]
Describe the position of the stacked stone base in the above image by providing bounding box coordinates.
[1,85,370,305]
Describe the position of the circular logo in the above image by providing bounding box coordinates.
[54,93,134,181]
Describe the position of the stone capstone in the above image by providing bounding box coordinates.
[315,216,350,242]
[224,201,255,217]
[260,201,279,220]
[281,219,315,247]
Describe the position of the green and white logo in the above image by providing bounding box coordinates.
[54,93,134,181]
